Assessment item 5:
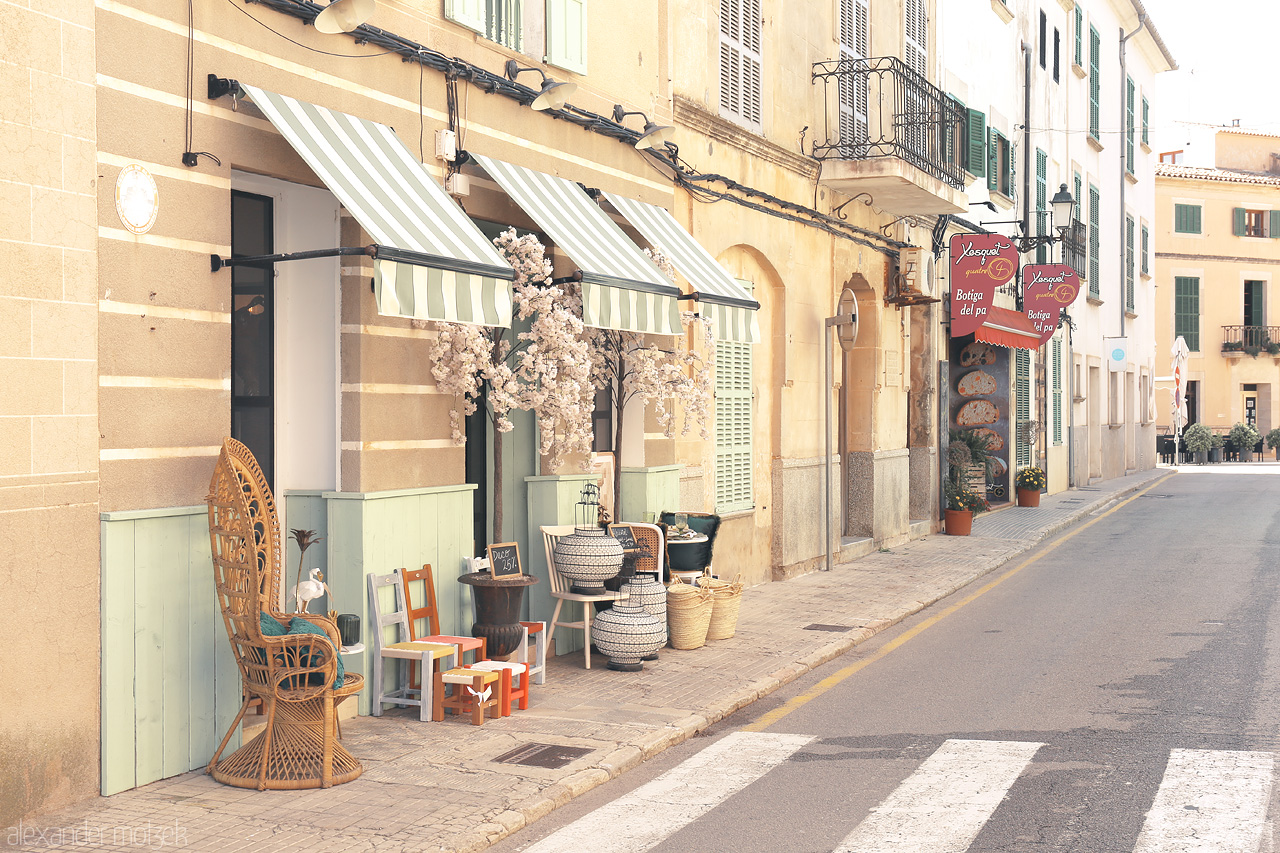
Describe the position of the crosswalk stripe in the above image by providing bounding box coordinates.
[834,739,1044,853]
[1133,748,1275,853]
[520,731,814,853]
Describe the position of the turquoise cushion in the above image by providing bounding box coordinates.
[287,617,345,688]
[260,611,288,637]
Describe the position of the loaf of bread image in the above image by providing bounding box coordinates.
[960,341,997,367]
[956,399,999,426]
[974,427,1004,452]
[957,370,997,397]
[991,457,1007,478]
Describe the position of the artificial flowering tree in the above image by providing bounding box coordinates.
[427,229,594,541]
[585,251,715,520]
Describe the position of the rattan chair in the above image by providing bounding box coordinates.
[205,438,364,790]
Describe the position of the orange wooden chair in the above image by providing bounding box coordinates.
[400,565,486,691]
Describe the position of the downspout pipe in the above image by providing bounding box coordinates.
[1118,14,1147,340]
[1020,42,1033,312]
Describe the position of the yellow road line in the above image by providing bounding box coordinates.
[742,473,1177,733]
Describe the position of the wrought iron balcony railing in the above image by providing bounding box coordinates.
[1062,220,1086,279]
[1221,325,1280,353]
[811,56,967,190]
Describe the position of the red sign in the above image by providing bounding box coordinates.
[1022,263,1080,345]
[949,234,1019,337]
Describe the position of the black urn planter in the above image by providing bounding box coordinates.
[458,571,538,658]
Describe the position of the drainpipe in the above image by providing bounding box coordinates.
[1021,41,1033,311]
[1118,14,1147,340]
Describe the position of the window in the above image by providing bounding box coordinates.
[1233,207,1276,238]
[904,0,926,76]
[1053,28,1060,83]
[715,280,755,512]
[590,387,613,452]
[1039,10,1047,69]
[1109,370,1120,426]
[445,0,524,52]
[231,190,275,485]
[1142,96,1150,146]
[1160,150,1184,165]
[1088,25,1101,141]
[1125,215,1135,313]
[1141,224,1149,275]
[1088,183,1100,297]
[838,0,870,153]
[1073,5,1083,67]
[1244,280,1266,327]
[988,129,1013,197]
[1052,337,1063,444]
[445,0,586,72]
[1174,276,1200,351]
[1173,203,1201,234]
[1073,171,1082,223]
[546,0,588,74]
[1035,149,1048,263]
[1125,77,1135,173]
[719,0,762,130]
[1015,349,1031,468]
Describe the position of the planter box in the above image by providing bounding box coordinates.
[1016,487,1041,507]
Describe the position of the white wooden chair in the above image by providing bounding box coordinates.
[367,571,460,721]
[541,525,624,669]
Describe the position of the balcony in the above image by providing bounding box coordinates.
[1221,325,1280,356]
[811,56,968,216]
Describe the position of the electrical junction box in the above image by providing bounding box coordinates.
[435,129,457,162]
[445,173,470,197]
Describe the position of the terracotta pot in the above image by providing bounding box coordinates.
[1016,487,1041,507]
[944,508,973,536]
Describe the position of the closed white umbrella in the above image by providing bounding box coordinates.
[1171,336,1190,461]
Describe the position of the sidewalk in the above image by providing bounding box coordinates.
[10,468,1170,853]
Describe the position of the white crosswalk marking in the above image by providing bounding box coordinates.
[1133,748,1275,853]
[519,731,814,853]
[834,738,1044,853]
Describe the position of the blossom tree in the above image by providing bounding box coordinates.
[427,229,593,542]
[586,251,715,519]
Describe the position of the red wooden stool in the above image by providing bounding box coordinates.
[468,661,529,715]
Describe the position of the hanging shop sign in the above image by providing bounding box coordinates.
[948,234,1018,337]
[1021,263,1080,346]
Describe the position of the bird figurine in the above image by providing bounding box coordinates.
[291,568,330,613]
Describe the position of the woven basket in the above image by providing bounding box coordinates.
[666,577,713,650]
[702,575,743,640]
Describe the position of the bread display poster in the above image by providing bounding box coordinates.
[950,338,1011,499]
[1022,263,1080,346]
[949,234,1019,338]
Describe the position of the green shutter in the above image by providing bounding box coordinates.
[1234,207,1247,236]
[1174,203,1202,234]
[1052,337,1063,445]
[1142,96,1149,145]
[546,0,588,74]
[968,109,987,178]
[1175,276,1200,352]
[714,279,754,513]
[987,129,999,191]
[1074,171,1082,224]
[1074,5,1083,66]
[1088,183,1100,296]
[1088,26,1100,140]
[1270,210,1280,238]
[1125,77,1135,172]
[1125,215,1135,312]
[1035,149,1048,263]
[1141,224,1149,274]
[1007,135,1016,197]
[444,0,487,34]
[1014,349,1031,468]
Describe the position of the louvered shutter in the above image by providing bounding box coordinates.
[904,0,927,76]
[838,0,870,153]
[719,0,762,129]
[1234,208,1247,236]
[1052,337,1063,445]
[1088,26,1101,140]
[1015,349,1031,469]
[1125,77,1135,173]
[1035,149,1048,264]
[1142,96,1149,145]
[1125,215,1135,312]
[1270,210,1280,238]
[445,0,487,34]
[1088,184,1100,297]
[1174,277,1200,352]
[546,0,587,74]
[1073,172,1082,222]
[1141,225,1149,274]
[987,129,999,192]
[1007,135,1016,198]
[1074,5,1083,66]
[714,280,754,513]
[967,109,987,178]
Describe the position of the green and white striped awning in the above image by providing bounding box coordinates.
[470,154,682,336]
[602,192,761,343]
[241,85,515,327]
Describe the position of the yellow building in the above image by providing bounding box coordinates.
[1155,131,1280,440]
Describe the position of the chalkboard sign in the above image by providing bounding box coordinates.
[608,524,638,550]
[486,542,523,580]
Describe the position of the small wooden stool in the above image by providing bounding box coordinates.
[468,661,529,716]
[432,667,501,725]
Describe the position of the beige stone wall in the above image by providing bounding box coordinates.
[0,0,100,826]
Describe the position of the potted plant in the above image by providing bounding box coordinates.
[1209,431,1225,463]
[1267,341,1280,356]
[1014,467,1046,507]
[1229,422,1261,462]
[1223,340,1244,353]
[1183,422,1212,464]
[1268,428,1280,461]
[945,428,996,535]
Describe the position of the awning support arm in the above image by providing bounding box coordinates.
[211,246,374,272]
[211,244,516,280]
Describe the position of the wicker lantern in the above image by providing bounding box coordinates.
[552,484,623,595]
[620,571,667,658]
[590,599,665,671]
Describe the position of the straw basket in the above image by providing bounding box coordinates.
[666,577,713,650]
[702,575,743,640]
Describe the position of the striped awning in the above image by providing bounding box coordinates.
[241,85,515,327]
[602,192,761,343]
[975,306,1042,350]
[470,154,682,336]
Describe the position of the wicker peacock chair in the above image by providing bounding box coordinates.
[205,437,364,789]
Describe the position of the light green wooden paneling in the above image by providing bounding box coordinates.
[284,492,329,612]
[100,506,239,796]
[620,465,682,521]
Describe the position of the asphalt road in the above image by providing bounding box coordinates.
[490,467,1280,853]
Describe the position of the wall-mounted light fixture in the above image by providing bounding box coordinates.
[504,60,577,111]
[1010,183,1076,255]
[611,105,674,150]
[313,0,375,33]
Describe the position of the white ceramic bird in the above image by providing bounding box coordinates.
[291,568,329,613]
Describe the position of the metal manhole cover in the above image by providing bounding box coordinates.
[804,623,855,632]
[1140,494,1174,498]
[493,743,594,769]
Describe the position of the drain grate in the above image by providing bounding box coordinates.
[804,623,855,632]
[493,743,594,769]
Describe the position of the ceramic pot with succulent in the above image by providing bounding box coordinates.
[945,429,995,535]
[1014,466,1046,507]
